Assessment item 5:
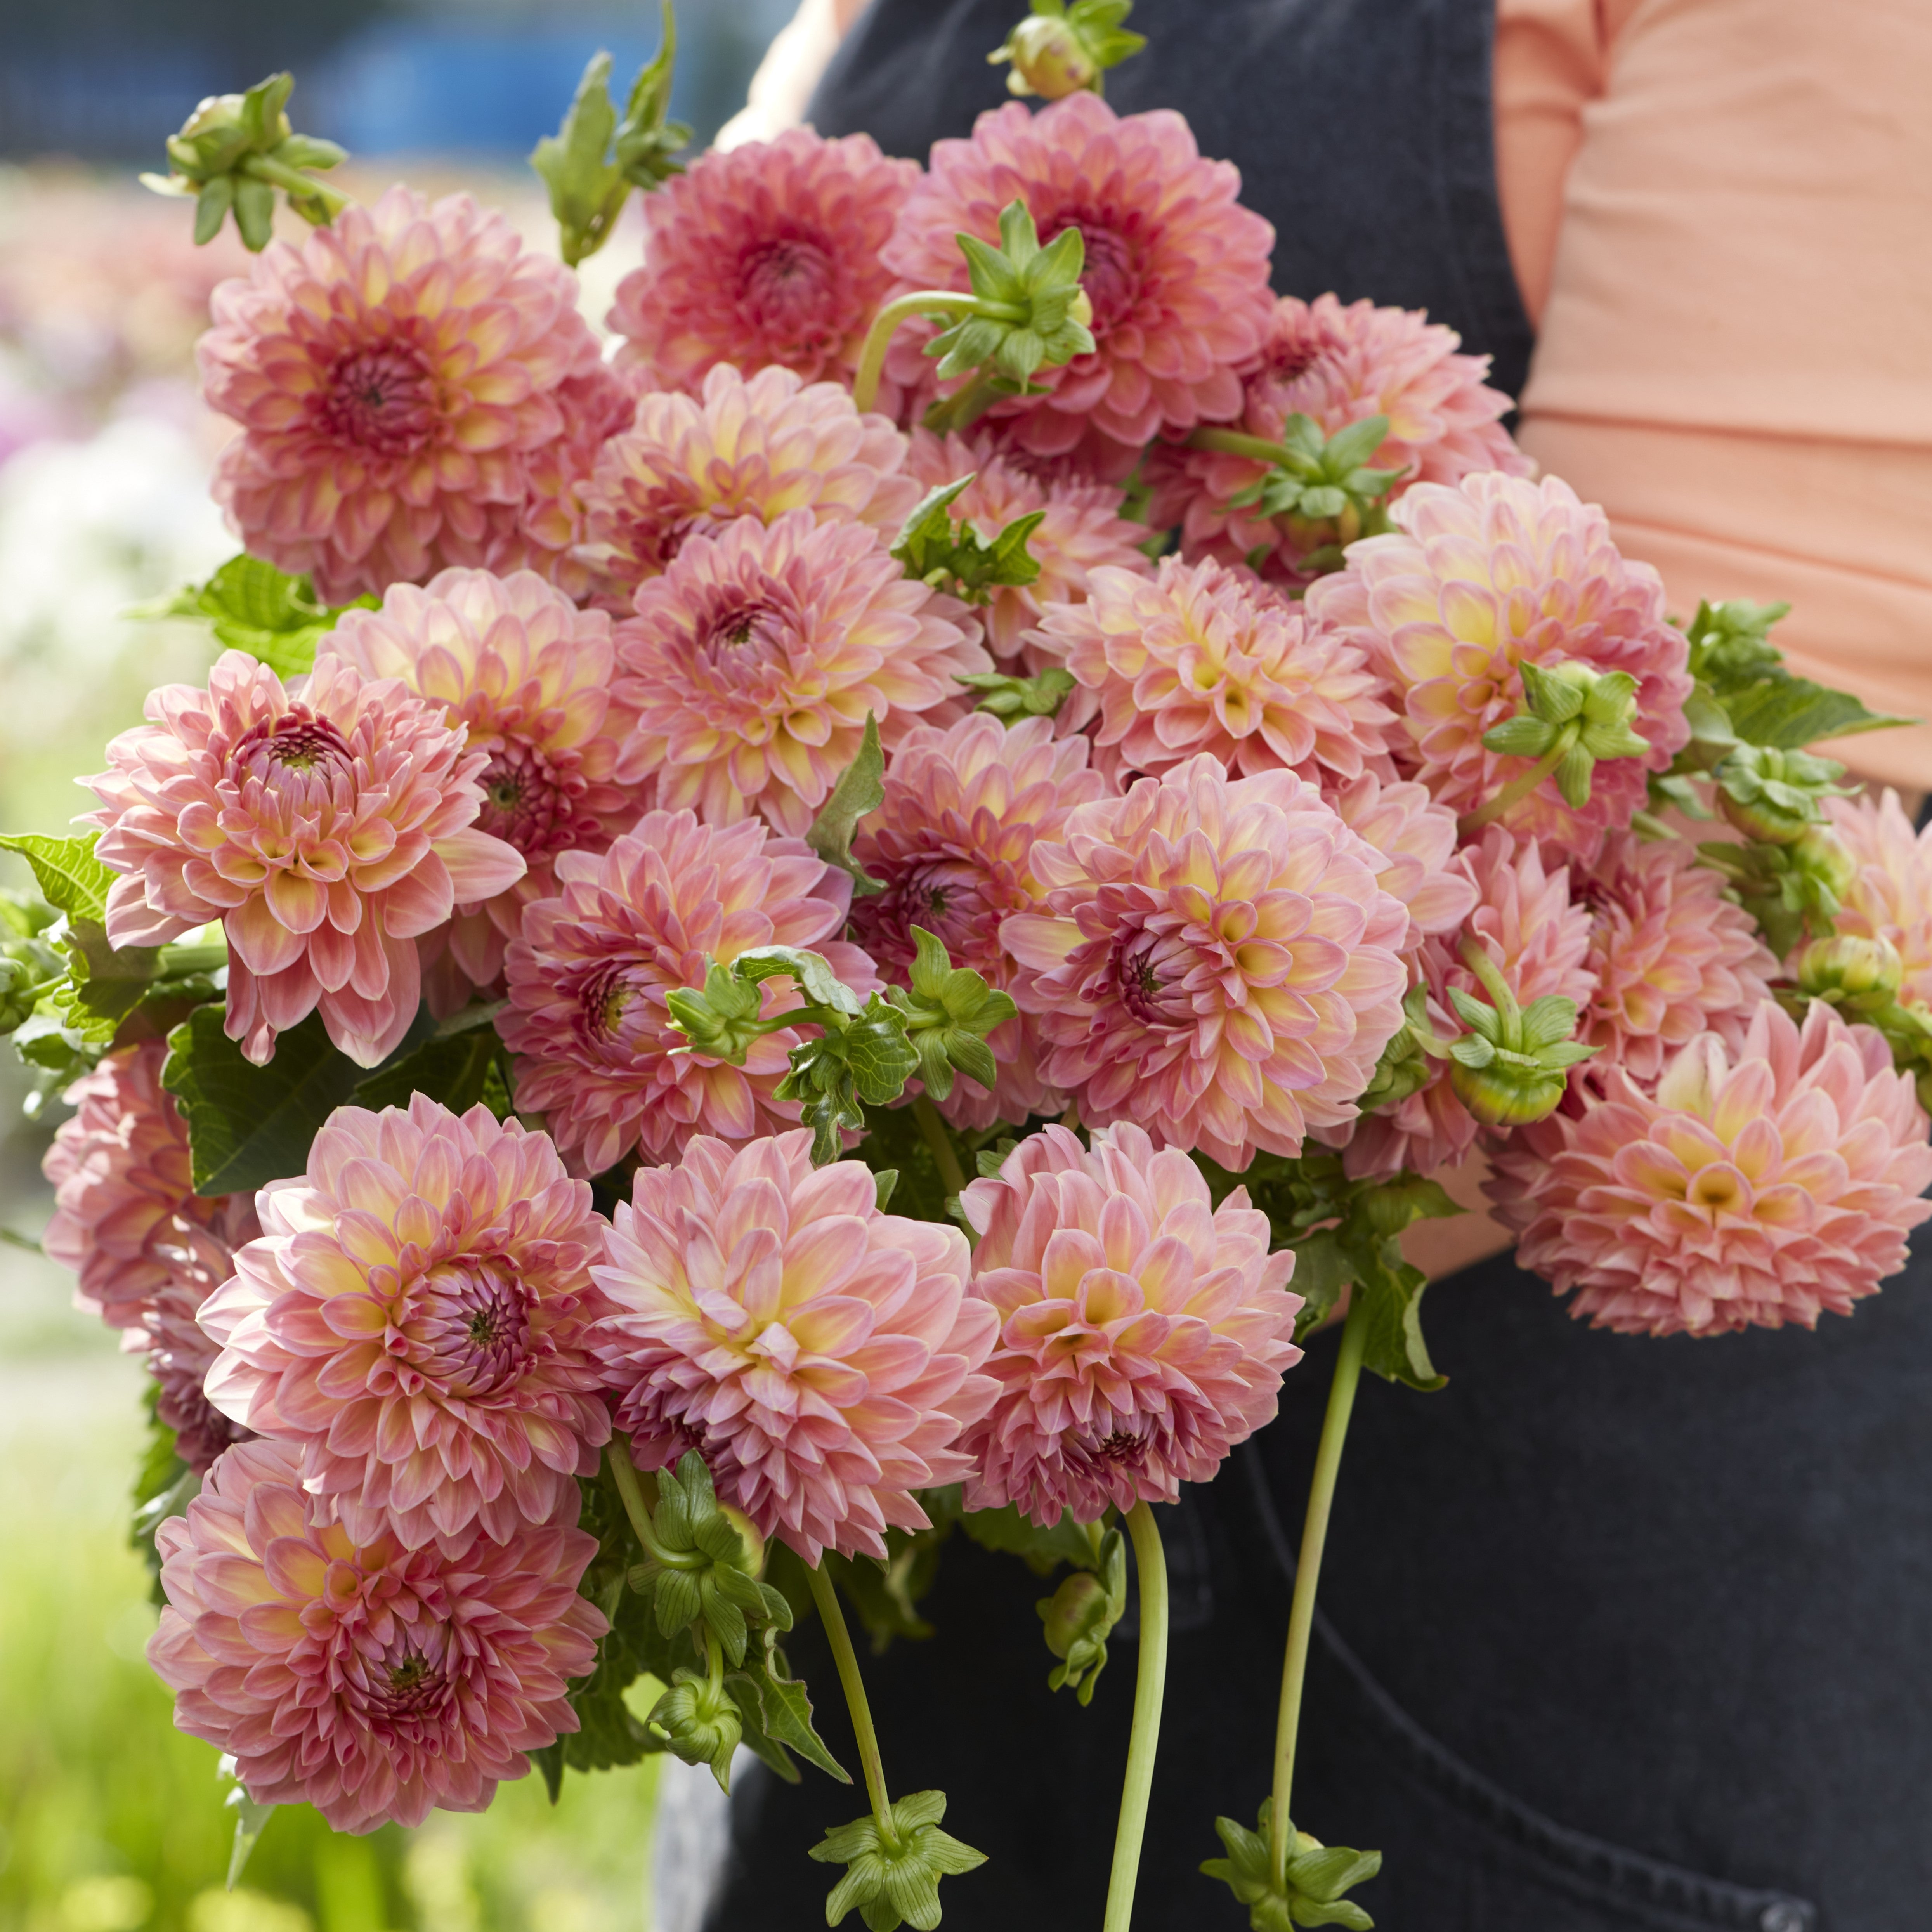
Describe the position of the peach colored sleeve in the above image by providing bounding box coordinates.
[1515,0,1932,788]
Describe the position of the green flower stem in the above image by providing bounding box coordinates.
[1457,938,1517,1019]
[852,291,982,414]
[1185,425,1299,467]
[1270,1290,1370,1889]
[911,1094,970,1198]
[1102,1500,1169,1932]
[1455,730,1574,839]
[808,1560,895,1835]
[606,1440,699,1571]
[155,941,230,978]
[921,369,1007,437]
[704,1622,725,1692]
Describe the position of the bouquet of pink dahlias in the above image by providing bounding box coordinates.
[9,21,1923,1932]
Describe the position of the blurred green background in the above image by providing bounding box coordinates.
[0,149,728,1932]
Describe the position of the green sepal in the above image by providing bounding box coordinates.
[806,714,888,896]
[1222,411,1402,546]
[884,926,1016,1104]
[891,477,1047,604]
[1202,1799,1381,1931]
[217,1755,276,1892]
[1036,1525,1126,1703]
[812,1790,987,1932]
[926,199,1094,388]
[646,1668,743,1791]
[956,666,1077,722]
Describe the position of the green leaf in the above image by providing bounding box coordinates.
[842,1001,922,1103]
[729,1628,850,1784]
[218,1756,275,1891]
[139,554,373,679]
[351,1027,501,1116]
[1722,678,1912,750]
[806,714,888,897]
[958,1502,1099,1577]
[0,832,116,925]
[1353,1241,1446,1393]
[162,1002,436,1197]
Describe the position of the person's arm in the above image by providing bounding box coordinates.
[715,0,870,150]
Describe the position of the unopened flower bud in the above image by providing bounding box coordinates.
[1789,822,1856,901]
[1716,743,1848,846]
[648,1672,742,1789]
[166,93,277,178]
[999,15,1100,96]
[1449,1054,1570,1129]
[1798,933,1903,1011]
[1445,978,1596,1129]
[1035,1526,1126,1704]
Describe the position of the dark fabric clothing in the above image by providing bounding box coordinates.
[808,0,1537,401]
[706,1235,1932,1932]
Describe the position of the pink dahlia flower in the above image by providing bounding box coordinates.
[330,567,636,1003]
[612,510,989,834]
[1145,294,1531,580]
[958,1124,1301,1525]
[199,1096,611,1547]
[498,810,877,1175]
[146,1221,260,1474]
[41,1040,237,1335]
[610,130,917,395]
[1327,772,1478,954]
[1824,790,1932,1005]
[884,95,1275,475]
[848,713,1113,1130]
[591,1130,997,1564]
[904,428,1152,661]
[1305,473,1693,860]
[1578,833,1778,1087]
[1342,826,1595,1179]
[503,366,640,601]
[199,186,609,604]
[149,1438,602,1833]
[1034,555,1398,789]
[86,652,524,1067]
[1489,1001,1932,1336]
[578,363,919,602]
[1003,755,1410,1167]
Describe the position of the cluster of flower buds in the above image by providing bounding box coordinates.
[140,73,347,248]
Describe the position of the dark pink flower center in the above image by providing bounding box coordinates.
[1044,211,1141,337]
[1110,924,1191,1026]
[576,958,645,1048]
[739,233,838,340]
[318,345,437,456]
[477,741,592,862]
[404,1257,532,1398]
[231,709,355,793]
[696,595,792,672]
[849,853,1006,980]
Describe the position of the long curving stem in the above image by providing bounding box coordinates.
[1270,1290,1371,1887]
[1455,730,1573,839]
[1101,1500,1169,1932]
[851,290,980,415]
[808,1561,894,1833]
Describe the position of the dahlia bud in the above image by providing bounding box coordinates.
[1445,950,1597,1129]
[1357,985,1438,1113]
[141,72,347,250]
[1790,822,1857,902]
[988,2,1146,101]
[1204,1798,1382,1932]
[1036,1526,1127,1704]
[957,666,1076,722]
[1798,933,1904,1012]
[1715,743,1849,846]
[1480,659,1651,811]
[648,1671,744,1789]
[928,199,1097,387]
[810,1791,987,1931]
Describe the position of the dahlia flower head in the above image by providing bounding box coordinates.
[959,1124,1301,1526]
[1342,826,1595,1180]
[884,95,1276,476]
[1489,1000,1932,1337]
[1823,790,1932,1006]
[329,567,635,1002]
[610,130,917,395]
[1146,294,1531,579]
[1033,554,1399,790]
[1327,772,1478,956]
[904,428,1153,661]
[146,1219,260,1475]
[85,651,525,1067]
[508,367,640,602]
[1305,473,1693,860]
[1003,755,1411,1168]
[591,1130,998,1565]
[199,1096,612,1548]
[41,1039,236,1335]
[848,712,1112,1130]
[1577,832,1778,1088]
[150,1439,602,1833]
[612,508,988,834]
[199,186,611,603]
[577,363,920,603]
[499,809,878,1175]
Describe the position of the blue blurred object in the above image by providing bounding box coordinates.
[0,1,793,160]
